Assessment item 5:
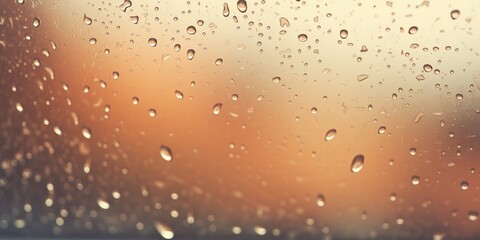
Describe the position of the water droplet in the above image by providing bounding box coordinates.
[83,14,92,25]
[223,3,230,17]
[316,194,325,207]
[469,211,479,221]
[148,38,157,47]
[254,226,267,235]
[461,181,469,190]
[112,71,119,80]
[82,127,92,139]
[97,199,110,209]
[118,0,132,12]
[237,0,247,13]
[298,34,308,42]
[149,109,157,117]
[409,147,417,156]
[213,103,223,115]
[390,193,397,202]
[174,44,181,52]
[351,154,365,173]
[451,10,460,20]
[411,176,420,185]
[130,16,139,24]
[17,0,25,4]
[32,17,40,27]
[272,76,281,83]
[340,29,348,39]
[215,58,223,65]
[413,112,425,123]
[357,74,369,82]
[53,126,62,136]
[416,74,425,81]
[89,38,97,45]
[132,97,139,105]
[175,90,184,99]
[279,17,290,27]
[16,103,23,112]
[408,26,418,34]
[187,49,195,60]
[325,129,337,141]
[155,222,174,239]
[160,145,173,161]
[187,26,197,35]
[423,64,432,72]
[456,94,463,100]
[378,126,386,134]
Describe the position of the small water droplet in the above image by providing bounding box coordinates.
[215,58,223,65]
[160,145,173,161]
[272,76,281,83]
[389,193,397,202]
[16,103,24,112]
[223,3,230,17]
[351,154,365,173]
[316,194,325,207]
[416,74,425,81]
[411,176,420,185]
[456,94,463,100]
[187,26,197,35]
[451,10,460,20]
[155,222,174,239]
[237,0,247,13]
[408,26,418,34]
[187,49,195,60]
[32,17,40,27]
[325,129,337,141]
[83,14,92,25]
[112,71,119,79]
[213,103,223,115]
[357,74,369,82]
[82,127,92,139]
[298,34,308,42]
[340,29,348,39]
[89,38,97,45]
[461,181,469,190]
[148,38,157,47]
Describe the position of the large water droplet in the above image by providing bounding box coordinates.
[148,38,157,47]
[316,194,325,207]
[130,16,139,24]
[451,10,460,20]
[187,26,197,35]
[213,103,223,115]
[298,34,308,42]
[223,3,230,17]
[279,17,290,27]
[160,145,173,161]
[175,90,184,100]
[32,17,40,27]
[82,127,92,139]
[408,26,418,34]
[423,64,432,72]
[357,74,369,82]
[351,154,365,173]
[411,176,420,185]
[155,221,174,239]
[237,0,247,13]
[83,14,92,25]
[340,29,348,39]
[272,76,281,83]
[187,49,195,60]
[460,181,469,190]
[97,199,110,210]
[118,0,132,12]
[325,129,337,141]
[215,58,223,66]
